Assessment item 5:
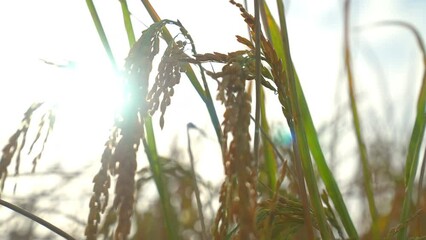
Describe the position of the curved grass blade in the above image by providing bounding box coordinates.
[358,21,426,240]
[85,0,118,72]
[255,2,315,238]
[260,88,277,192]
[186,123,207,240]
[343,1,378,238]
[0,199,76,240]
[119,0,136,47]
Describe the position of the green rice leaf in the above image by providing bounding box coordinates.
[363,21,426,240]
[85,0,118,71]
[261,88,277,192]
[119,0,136,46]
[261,1,358,239]
[262,1,331,238]
[343,1,378,237]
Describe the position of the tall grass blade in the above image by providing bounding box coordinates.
[85,0,118,72]
[417,146,426,234]
[143,117,179,240]
[296,76,359,240]
[364,21,426,240]
[187,123,207,240]
[254,0,262,180]
[0,199,76,240]
[260,88,277,191]
[119,0,135,47]
[261,1,358,238]
[276,3,332,239]
[343,1,378,238]
[257,2,314,238]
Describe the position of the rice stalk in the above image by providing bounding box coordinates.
[87,13,200,238]
[85,131,116,240]
[125,6,181,240]
[229,1,320,237]
[146,40,186,128]
[257,195,308,239]
[84,2,141,238]
[201,51,257,239]
[118,0,135,47]
[0,103,54,194]
[189,49,264,239]
[119,18,221,239]
[260,1,358,238]
[253,0,262,185]
[107,26,162,237]
[141,0,222,145]
[258,160,287,239]
[29,109,55,173]
[112,126,139,240]
[120,20,175,240]
[274,1,332,238]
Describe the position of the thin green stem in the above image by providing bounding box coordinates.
[85,0,118,72]
[343,1,379,238]
[254,0,262,172]
[260,89,277,191]
[417,146,426,234]
[119,0,136,47]
[142,117,179,240]
[187,123,207,240]
[0,199,76,240]
[296,75,359,239]
[120,3,180,239]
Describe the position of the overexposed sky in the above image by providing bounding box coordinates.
[1,0,424,138]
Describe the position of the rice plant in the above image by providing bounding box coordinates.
[0,0,425,239]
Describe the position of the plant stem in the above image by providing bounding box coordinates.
[343,1,379,238]
[277,0,331,238]
[187,123,207,240]
[0,199,76,240]
[254,0,262,171]
[119,0,135,47]
[85,0,118,72]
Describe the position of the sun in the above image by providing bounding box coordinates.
[34,59,124,162]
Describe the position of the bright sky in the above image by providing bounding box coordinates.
[0,0,425,237]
